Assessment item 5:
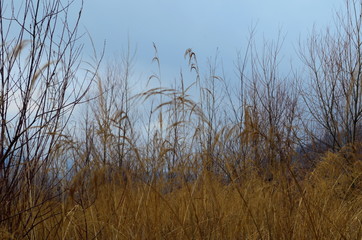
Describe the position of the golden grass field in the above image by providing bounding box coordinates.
[1,1,362,239]
[2,153,360,240]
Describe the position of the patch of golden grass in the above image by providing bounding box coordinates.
[9,159,360,240]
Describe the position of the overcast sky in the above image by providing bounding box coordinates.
[80,0,342,86]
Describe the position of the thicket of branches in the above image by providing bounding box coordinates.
[0,0,361,239]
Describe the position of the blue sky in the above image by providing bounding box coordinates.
[81,0,342,86]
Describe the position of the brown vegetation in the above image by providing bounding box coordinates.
[0,0,361,239]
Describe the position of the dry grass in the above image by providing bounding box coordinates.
[2,42,361,240]
[1,1,362,238]
[2,45,361,239]
[2,159,360,240]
